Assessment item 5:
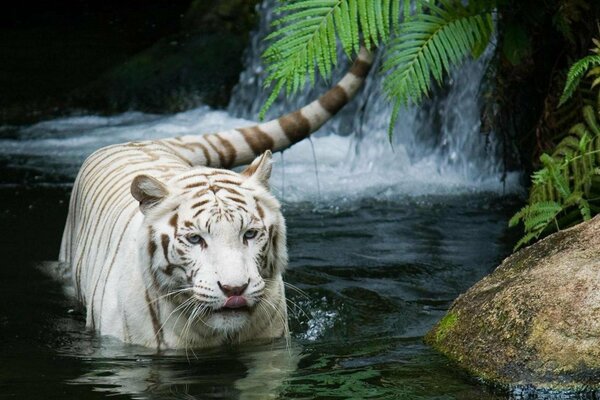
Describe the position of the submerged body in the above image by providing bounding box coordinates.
[59,48,373,349]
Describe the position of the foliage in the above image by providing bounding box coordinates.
[552,0,592,44]
[383,1,494,131]
[559,42,600,106]
[260,0,495,126]
[260,0,403,119]
[491,0,600,175]
[261,1,600,250]
[500,23,531,65]
[510,39,600,249]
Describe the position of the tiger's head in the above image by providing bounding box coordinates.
[130,151,287,336]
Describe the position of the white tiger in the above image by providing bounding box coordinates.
[59,48,373,349]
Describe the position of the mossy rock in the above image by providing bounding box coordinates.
[426,214,600,390]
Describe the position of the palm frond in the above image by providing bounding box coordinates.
[559,54,600,106]
[260,0,406,119]
[382,1,494,132]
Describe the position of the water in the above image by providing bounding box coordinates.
[0,182,518,399]
[0,1,539,399]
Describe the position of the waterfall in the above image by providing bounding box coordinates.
[228,0,520,201]
[0,0,521,202]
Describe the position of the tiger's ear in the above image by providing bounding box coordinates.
[131,175,169,214]
[241,150,272,188]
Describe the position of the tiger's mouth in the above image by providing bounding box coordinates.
[215,306,251,313]
[224,295,247,308]
[214,295,252,313]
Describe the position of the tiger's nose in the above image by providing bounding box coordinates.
[217,280,249,297]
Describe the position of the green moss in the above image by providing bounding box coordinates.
[435,312,458,343]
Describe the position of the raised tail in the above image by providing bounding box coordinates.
[162,46,374,169]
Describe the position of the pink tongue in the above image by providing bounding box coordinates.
[224,296,247,308]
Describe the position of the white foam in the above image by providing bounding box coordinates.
[0,104,521,200]
[225,0,524,202]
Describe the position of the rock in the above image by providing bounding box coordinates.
[71,0,261,113]
[71,31,247,112]
[425,215,600,390]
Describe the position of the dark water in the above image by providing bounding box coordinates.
[0,163,522,399]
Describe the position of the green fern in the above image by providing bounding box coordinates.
[260,0,405,119]
[382,1,494,133]
[508,200,562,249]
[559,54,600,106]
[510,104,600,249]
[559,38,600,105]
[511,35,600,250]
[260,0,495,124]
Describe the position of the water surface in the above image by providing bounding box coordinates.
[0,162,520,398]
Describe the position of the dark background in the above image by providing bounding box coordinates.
[0,0,258,124]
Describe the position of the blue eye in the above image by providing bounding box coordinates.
[187,234,204,245]
[244,230,258,240]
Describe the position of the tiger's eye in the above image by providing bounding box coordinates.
[187,234,204,245]
[244,230,258,240]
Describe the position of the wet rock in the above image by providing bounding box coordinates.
[425,215,600,390]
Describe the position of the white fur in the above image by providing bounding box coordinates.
[60,147,288,349]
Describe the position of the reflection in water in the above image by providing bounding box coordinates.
[69,340,301,399]
[235,344,301,399]
[39,260,302,399]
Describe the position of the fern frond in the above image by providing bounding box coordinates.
[509,201,562,249]
[260,0,403,119]
[512,101,600,250]
[381,1,494,129]
[559,54,600,106]
[540,153,571,199]
[513,232,542,251]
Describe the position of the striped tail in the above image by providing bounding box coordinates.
[161,46,374,169]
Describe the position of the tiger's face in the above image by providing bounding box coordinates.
[131,151,287,335]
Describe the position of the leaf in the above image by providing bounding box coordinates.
[578,198,592,220]
[514,232,541,251]
[382,3,494,107]
[540,153,571,199]
[559,54,600,106]
[508,206,528,227]
[261,0,398,115]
